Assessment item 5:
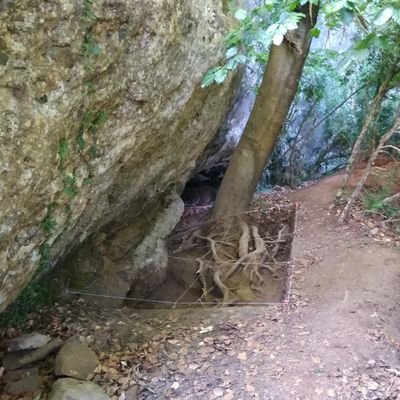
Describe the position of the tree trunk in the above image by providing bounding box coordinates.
[383,192,400,207]
[338,72,393,196]
[212,3,318,218]
[339,103,400,223]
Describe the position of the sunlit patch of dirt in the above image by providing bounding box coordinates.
[348,156,400,194]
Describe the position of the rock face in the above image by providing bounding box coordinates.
[0,0,235,310]
[181,185,217,206]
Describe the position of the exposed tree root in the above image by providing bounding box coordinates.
[271,225,288,261]
[213,270,232,304]
[238,219,250,258]
[194,232,224,263]
[186,216,290,304]
[196,258,209,301]
[168,202,295,305]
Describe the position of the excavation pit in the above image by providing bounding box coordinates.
[131,197,297,309]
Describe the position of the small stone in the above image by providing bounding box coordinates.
[171,382,180,390]
[367,381,378,390]
[370,228,379,236]
[3,350,34,370]
[3,338,63,370]
[54,338,99,380]
[49,378,110,400]
[327,389,336,397]
[125,386,139,400]
[213,388,224,397]
[245,384,255,392]
[4,374,41,396]
[7,333,51,352]
[4,367,39,382]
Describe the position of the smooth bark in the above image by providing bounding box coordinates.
[212,3,318,217]
[338,72,394,196]
[383,192,400,206]
[339,103,400,223]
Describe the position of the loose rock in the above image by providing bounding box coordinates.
[3,367,39,382]
[7,332,51,352]
[3,338,63,370]
[125,386,139,400]
[49,378,110,400]
[54,338,99,380]
[4,373,41,396]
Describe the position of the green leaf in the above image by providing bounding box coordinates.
[214,68,228,84]
[272,33,284,46]
[234,54,247,64]
[392,9,400,24]
[286,21,298,30]
[353,33,376,51]
[226,46,239,58]
[225,29,242,47]
[352,48,369,61]
[374,7,394,26]
[201,68,218,87]
[234,9,247,21]
[339,9,354,25]
[278,24,288,35]
[225,58,238,71]
[309,27,321,38]
[325,0,348,14]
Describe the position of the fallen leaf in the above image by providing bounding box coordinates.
[200,326,214,334]
[327,389,336,397]
[245,384,255,392]
[367,381,378,390]
[224,392,234,400]
[171,382,180,390]
[311,356,321,364]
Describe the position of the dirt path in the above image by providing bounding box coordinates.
[277,173,400,399]
[4,174,400,400]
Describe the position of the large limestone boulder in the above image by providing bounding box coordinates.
[0,0,235,310]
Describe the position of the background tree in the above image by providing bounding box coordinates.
[202,0,400,217]
[212,2,319,217]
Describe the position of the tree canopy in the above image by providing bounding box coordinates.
[202,0,400,88]
[206,0,400,217]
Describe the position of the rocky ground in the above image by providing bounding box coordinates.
[1,173,400,399]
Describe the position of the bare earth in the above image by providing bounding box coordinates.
[3,174,400,399]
